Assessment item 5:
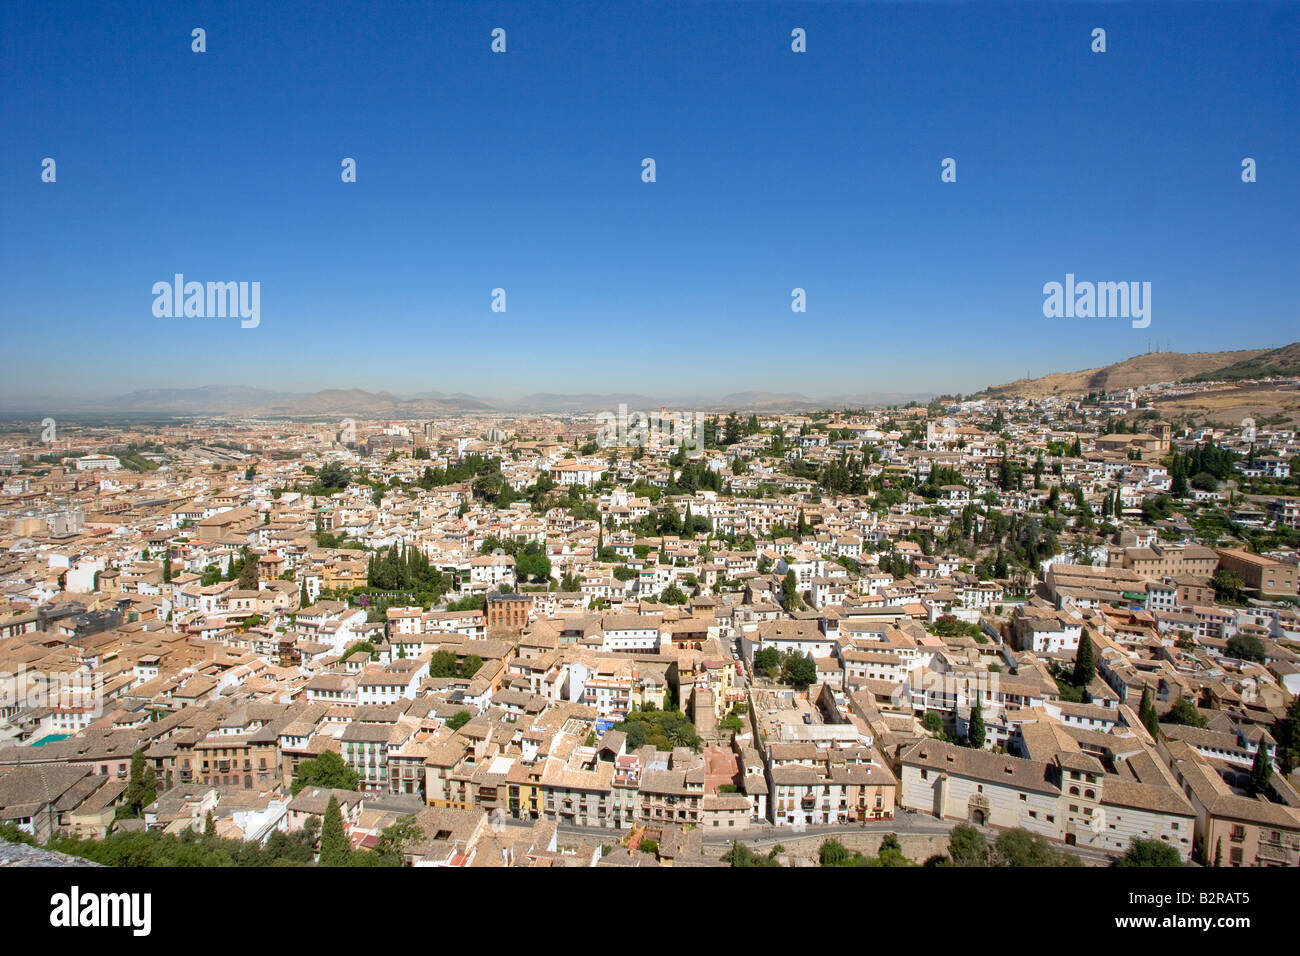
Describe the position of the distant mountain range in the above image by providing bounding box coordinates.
[3,385,935,418]
[979,343,1299,399]
[13,342,1296,419]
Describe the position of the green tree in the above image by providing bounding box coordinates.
[313,461,351,494]
[122,749,157,818]
[753,647,782,680]
[992,828,1080,867]
[237,547,259,590]
[781,651,817,689]
[447,711,472,730]
[428,650,458,678]
[966,702,985,749]
[781,569,801,612]
[292,750,359,796]
[371,815,423,866]
[660,583,688,605]
[877,833,908,867]
[1138,686,1160,738]
[1274,697,1300,775]
[515,541,552,583]
[1171,463,1189,498]
[620,720,648,751]
[1113,837,1184,867]
[819,838,851,866]
[318,796,351,866]
[1226,634,1266,663]
[342,640,376,661]
[1247,746,1272,797]
[947,824,989,866]
[1164,696,1207,729]
[1071,630,1096,688]
[722,841,780,867]
[1211,569,1246,605]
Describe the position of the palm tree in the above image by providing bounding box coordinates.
[665,722,695,749]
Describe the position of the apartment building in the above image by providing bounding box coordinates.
[1113,543,1218,581]
[1214,548,1298,599]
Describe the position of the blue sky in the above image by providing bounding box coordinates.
[1,1,1297,405]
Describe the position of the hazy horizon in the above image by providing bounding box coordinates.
[1,338,1291,415]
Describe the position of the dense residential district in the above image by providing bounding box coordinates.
[2,390,1300,869]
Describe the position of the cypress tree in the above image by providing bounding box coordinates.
[1274,697,1300,775]
[1072,630,1096,688]
[967,701,985,749]
[1247,746,1272,798]
[238,546,258,590]
[1139,686,1160,738]
[781,569,800,612]
[125,749,157,816]
[1171,461,1189,498]
[319,795,351,866]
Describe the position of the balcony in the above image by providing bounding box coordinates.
[1256,839,1298,866]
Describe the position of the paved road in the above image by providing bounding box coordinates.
[557,812,956,846]
[557,813,1118,864]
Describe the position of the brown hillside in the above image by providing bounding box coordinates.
[983,349,1268,399]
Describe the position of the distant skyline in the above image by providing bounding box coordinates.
[2,1,1297,405]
